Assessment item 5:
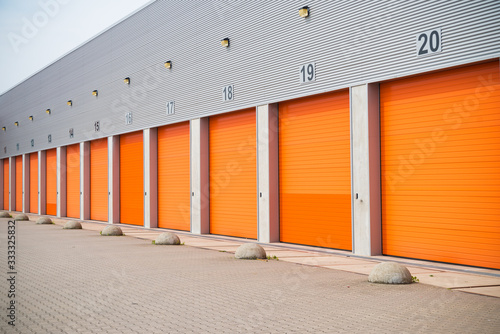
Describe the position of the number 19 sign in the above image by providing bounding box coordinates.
[300,62,316,84]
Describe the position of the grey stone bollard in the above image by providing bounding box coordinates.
[0,211,12,218]
[63,221,83,229]
[368,262,413,284]
[14,214,29,221]
[154,232,181,245]
[235,243,267,260]
[100,225,123,236]
[36,217,53,224]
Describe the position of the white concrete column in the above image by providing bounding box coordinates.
[57,146,67,218]
[108,136,120,224]
[351,83,382,256]
[190,118,209,234]
[0,159,3,210]
[257,104,280,243]
[9,157,15,211]
[144,128,158,229]
[23,154,30,213]
[81,142,90,220]
[39,151,46,215]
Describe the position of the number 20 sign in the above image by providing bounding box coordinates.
[300,62,316,84]
[416,28,442,57]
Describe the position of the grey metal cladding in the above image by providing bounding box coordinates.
[1,0,499,159]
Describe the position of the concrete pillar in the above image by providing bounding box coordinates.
[23,154,30,213]
[39,151,46,215]
[351,83,382,256]
[57,146,67,218]
[9,156,15,211]
[108,136,120,224]
[0,159,3,210]
[81,142,90,220]
[190,118,210,234]
[257,104,280,243]
[144,128,158,229]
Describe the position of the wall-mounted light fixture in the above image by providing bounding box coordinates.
[14,121,19,127]
[221,38,230,47]
[164,61,172,69]
[2,127,6,131]
[92,90,98,96]
[299,6,310,18]
[28,115,34,121]
[46,109,51,115]
[67,100,72,106]
[124,77,130,84]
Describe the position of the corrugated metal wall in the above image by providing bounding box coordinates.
[1,0,499,158]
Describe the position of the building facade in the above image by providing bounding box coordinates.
[1,0,499,269]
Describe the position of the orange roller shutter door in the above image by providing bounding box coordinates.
[15,156,22,212]
[158,122,190,230]
[209,108,257,239]
[46,148,57,215]
[119,131,143,226]
[66,144,80,218]
[380,60,500,269]
[3,160,9,209]
[29,153,38,213]
[279,90,352,250]
[90,139,108,221]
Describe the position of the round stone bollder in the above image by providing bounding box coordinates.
[235,243,267,260]
[0,211,12,218]
[368,262,413,284]
[101,225,123,236]
[14,214,29,221]
[36,217,53,224]
[155,232,180,245]
[63,221,82,229]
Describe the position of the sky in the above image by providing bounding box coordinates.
[0,0,152,94]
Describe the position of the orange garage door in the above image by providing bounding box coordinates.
[30,153,38,213]
[46,149,57,215]
[90,139,108,221]
[209,108,257,239]
[3,159,9,210]
[279,90,351,250]
[381,60,500,269]
[158,122,190,230]
[120,131,143,226]
[66,144,80,218]
[15,156,22,212]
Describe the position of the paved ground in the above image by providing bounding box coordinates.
[1,218,500,334]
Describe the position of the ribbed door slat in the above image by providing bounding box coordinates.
[158,122,190,231]
[90,139,108,221]
[381,60,500,269]
[279,90,352,250]
[3,160,8,209]
[29,153,38,213]
[46,149,57,216]
[15,156,22,212]
[119,131,143,226]
[66,144,80,218]
[209,108,257,239]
